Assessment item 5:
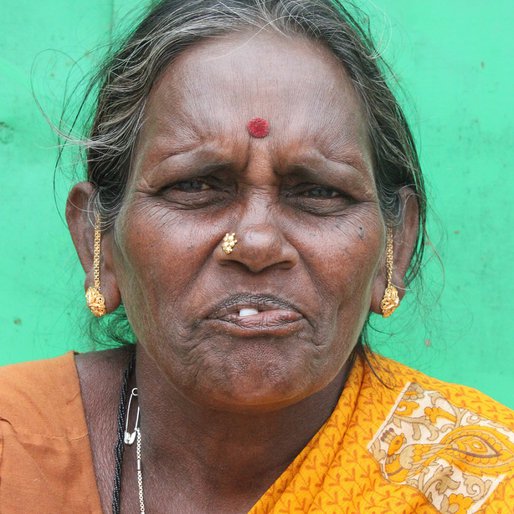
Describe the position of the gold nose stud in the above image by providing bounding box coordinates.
[221,233,238,255]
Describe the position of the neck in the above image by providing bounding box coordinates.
[132,344,352,507]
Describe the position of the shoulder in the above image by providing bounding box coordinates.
[0,348,133,438]
[0,352,86,438]
[368,354,514,428]
[363,354,514,513]
[0,353,104,512]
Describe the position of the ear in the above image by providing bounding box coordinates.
[66,182,121,313]
[370,187,419,315]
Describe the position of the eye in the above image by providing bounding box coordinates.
[301,186,340,199]
[157,175,232,210]
[171,179,212,192]
[282,182,354,216]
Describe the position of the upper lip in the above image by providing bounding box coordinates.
[207,293,302,319]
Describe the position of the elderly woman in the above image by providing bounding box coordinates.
[1,0,513,513]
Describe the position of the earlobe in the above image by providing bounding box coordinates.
[370,188,419,315]
[66,182,121,314]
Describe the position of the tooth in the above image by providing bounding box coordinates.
[239,308,259,317]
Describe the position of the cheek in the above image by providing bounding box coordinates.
[286,205,383,360]
[301,206,383,308]
[111,201,219,329]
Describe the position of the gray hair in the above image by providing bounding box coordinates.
[67,0,427,345]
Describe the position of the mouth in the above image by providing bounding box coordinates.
[206,293,305,336]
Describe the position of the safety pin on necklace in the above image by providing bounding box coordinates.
[124,387,140,445]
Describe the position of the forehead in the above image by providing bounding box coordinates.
[140,30,370,163]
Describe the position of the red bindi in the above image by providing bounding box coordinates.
[247,117,270,138]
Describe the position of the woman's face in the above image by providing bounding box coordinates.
[112,31,385,412]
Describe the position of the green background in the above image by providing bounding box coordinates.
[1,1,513,408]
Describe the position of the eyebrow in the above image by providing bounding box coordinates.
[145,144,372,189]
[282,149,372,182]
[144,145,234,181]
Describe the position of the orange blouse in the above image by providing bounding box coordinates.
[1,352,513,513]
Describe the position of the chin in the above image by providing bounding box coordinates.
[192,350,322,413]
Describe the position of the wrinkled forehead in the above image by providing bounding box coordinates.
[138,30,371,163]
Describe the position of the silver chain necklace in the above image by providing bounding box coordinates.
[125,387,146,514]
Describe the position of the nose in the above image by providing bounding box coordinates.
[217,221,299,273]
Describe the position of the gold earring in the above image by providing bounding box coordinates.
[85,214,107,317]
[221,232,238,255]
[381,227,400,318]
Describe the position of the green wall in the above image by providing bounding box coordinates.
[1,1,513,408]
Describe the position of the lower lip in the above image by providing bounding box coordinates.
[208,309,304,336]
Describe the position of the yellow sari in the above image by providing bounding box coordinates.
[251,354,514,513]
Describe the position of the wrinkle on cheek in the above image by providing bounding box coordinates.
[173,335,236,389]
[122,197,182,242]
[140,203,183,232]
[305,208,382,316]
[333,205,383,241]
[112,201,184,323]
